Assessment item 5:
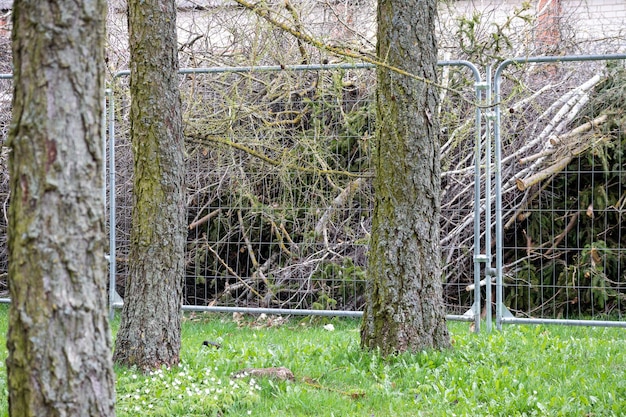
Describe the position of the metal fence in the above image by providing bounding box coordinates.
[106,55,626,330]
[493,54,626,329]
[0,54,625,331]
[107,61,485,322]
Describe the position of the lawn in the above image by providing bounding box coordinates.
[0,306,624,416]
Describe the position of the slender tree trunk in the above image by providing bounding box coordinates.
[113,0,186,371]
[360,0,450,355]
[6,1,116,415]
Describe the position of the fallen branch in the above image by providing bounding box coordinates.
[237,210,271,288]
[206,244,264,300]
[186,132,371,178]
[501,73,603,168]
[518,114,608,165]
[315,177,365,238]
[515,133,612,191]
[188,208,221,230]
[544,211,580,256]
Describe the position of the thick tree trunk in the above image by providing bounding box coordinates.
[6,1,116,415]
[360,0,450,355]
[113,0,186,370]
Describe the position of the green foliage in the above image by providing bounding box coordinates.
[454,2,533,65]
[2,309,625,416]
[507,68,626,317]
[310,258,366,310]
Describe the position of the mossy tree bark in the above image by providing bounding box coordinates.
[360,0,451,355]
[6,1,116,415]
[112,0,186,370]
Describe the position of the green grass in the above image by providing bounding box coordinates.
[0,307,625,416]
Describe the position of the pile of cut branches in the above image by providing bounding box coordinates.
[440,62,626,317]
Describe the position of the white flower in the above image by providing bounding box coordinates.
[323,324,335,331]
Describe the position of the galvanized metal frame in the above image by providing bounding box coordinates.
[493,53,626,330]
[107,61,484,323]
[1,55,624,330]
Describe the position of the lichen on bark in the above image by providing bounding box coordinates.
[6,1,116,415]
[112,0,186,371]
[360,0,451,355]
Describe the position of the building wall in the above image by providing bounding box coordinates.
[439,0,626,55]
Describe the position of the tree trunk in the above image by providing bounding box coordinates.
[113,0,186,370]
[6,1,116,415]
[360,0,451,355]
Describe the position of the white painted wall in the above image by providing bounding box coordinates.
[439,0,626,55]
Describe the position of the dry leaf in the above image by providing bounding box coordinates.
[233,312,245,326]
[586,203,594,218]
[590,247,602,267]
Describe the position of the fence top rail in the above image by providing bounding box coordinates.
[110,59,482,81]
[494,53,626,89]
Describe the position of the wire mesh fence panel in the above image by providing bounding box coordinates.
[0,74,11,298]
[111,66,375,313]
[496,58,626,321]
[3,56,624,324]
[108,64,482,316]
[438,63,483,316]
